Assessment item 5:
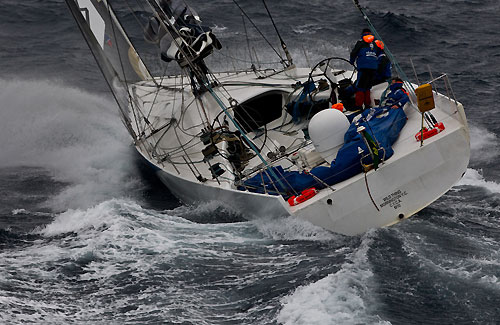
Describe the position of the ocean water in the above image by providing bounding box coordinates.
[1,0,499,324]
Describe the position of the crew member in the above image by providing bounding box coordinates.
[373,40,392,85]
[350,28,380,110]
[382,77,409,109]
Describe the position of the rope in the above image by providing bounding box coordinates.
[213,51,282,66]
[144,0,209,85]
[145,63,170,123]
[364,171,380,211]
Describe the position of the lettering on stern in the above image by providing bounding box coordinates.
[379,190,408,210]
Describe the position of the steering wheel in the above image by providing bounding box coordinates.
[307,57,356,86]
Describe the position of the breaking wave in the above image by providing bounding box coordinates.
[0,79,142,211]
[277,232,389,325]
[0,198,353,324]
[457,168,500,194]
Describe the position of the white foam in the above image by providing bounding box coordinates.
[36,199,258,256]
[11,208,27,215]
[27,200,183,284]
[293,24,323,35]
[172,200,240,217]
[277,232,389,325]
[211,24,228,33]
[469,125,500,163]
[0,79,142,210]
[457,168,500,194]
[39,201,120,237]
[252,216,341,242]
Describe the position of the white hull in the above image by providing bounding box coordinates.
[291,120,469,235]
[142,116,468,235]
[154,166,290,218]
[134,70,470,235]
[65,0,470,236]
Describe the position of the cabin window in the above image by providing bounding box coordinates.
[233,91,283,133]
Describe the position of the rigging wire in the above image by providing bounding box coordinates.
[241,13,254,65]
[124,0,147,30]
[212,51,282,66]
[108,0,158,86]
[105,0,430,198]
[145,63,170,124]
[144,0,209,85]
[261,0,293,66]
[204,86,288,190]
[230,0,286,67]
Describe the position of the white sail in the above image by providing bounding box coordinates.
[66,0,154,137]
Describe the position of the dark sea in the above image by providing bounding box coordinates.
[1,0,499,324]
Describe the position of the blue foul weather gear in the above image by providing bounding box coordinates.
[382,81,409,109]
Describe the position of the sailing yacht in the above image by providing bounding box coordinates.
[65,0,470,235]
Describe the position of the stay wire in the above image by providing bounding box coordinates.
[261,0,293,66]
[241,13,254,64]
[231,0,286,66]
[146,63,170,123]
[124,0,146,31]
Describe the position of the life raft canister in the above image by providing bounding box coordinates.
[288,188,319,206]
[415,122,445,141]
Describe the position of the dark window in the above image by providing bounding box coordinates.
[233,91,283,133]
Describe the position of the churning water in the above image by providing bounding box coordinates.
[1,0,499,323]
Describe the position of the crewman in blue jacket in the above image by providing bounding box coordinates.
[382,77,409,109]
[350,28,381,110]
[373,40,392,85]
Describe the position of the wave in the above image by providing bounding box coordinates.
[251,215,342,242]
[457,168,500,194]
[393,224,500,296]
[469,124,500,164]
[0,199,337,323]
[0,79,143,210]
[277,232,389,325]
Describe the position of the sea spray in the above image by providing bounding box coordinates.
[0,79,142,210]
